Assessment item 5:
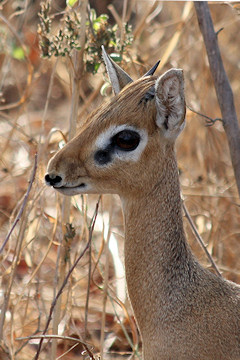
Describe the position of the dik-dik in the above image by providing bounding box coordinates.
[45,47,240,360]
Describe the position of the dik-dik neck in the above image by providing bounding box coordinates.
[121,149,197,335]
[122,150,192,273]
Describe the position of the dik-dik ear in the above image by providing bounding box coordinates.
[155,69,186,140]
[102,46,133,95]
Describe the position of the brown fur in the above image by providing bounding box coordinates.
[46,75,240,360]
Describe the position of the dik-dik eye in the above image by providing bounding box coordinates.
[112,130,140,151]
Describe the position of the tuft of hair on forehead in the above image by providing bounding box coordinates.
[114,76,157,107]
[79,76,158,143]
[97,76,157,122]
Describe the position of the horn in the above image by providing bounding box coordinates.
[143,60,161,77]
[139,60,160,103]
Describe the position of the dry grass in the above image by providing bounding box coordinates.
[0,1,240,359]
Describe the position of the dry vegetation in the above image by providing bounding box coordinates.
[0,1,240,359]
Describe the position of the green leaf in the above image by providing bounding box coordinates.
[100,82,111,96]
[93,21,101,32]
[96,14,108,22]
[89,8,97,22]
[109,40,116,47]
[12,46,25,60]
[94,62,101,73]
[67,0,78,7]
[110,53,122,63]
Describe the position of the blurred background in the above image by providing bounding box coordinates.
[0,1,240,359]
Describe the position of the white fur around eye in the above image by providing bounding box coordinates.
[95,125,148,163]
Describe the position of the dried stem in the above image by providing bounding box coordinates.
[17,334,96,360]
[51,1,88,358]
[34,198,100,360]
[0,154,38,340]
[0,12,33,111]
[40,59,58,144]
[133,1,159,39]
[0,154,38,256]
[194,1,240,197]
[84,222,92,339]
[158,2,193,70]
[187,105,223,127]
[100,206,112,359]
[182,201,222,277]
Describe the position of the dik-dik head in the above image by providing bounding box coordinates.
[45,47,186,197]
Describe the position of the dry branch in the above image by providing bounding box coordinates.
[51,1,88,357]
[0,153,38,256]
[182,202,222,277]
[34,198,100,360]
[17,334,94,357]
[0,12,33,111]
[194,1,240,197]
[0,154,37,340]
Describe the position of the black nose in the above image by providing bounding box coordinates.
[45,174,62,186]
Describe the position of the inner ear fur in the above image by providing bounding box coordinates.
[155,68,186,140]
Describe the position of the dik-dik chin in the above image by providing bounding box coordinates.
[45,47,240,360]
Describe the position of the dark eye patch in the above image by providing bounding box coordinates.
[94,148,112,165]
[94,129,141,166]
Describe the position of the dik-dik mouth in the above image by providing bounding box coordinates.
[52,183,87,196]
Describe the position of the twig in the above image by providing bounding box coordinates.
[51,2,88,357]
[16,334,92,346]
[100,205,112,360]
[84,195,102,340]
[182,201,222,278]
[69,0,88,138]
[40,59,58,144]
[17,334,96,359]
[0,154,38,340]
[34,198,100,360]
[187,105,223,127]
[84,223,92,338]
[120,0,128,47]
[194,2,240,197]
[158,2,193,70]
[108,4,122,29]
[0,12,33,111]
[108,294,140,358]
[0,153,38,255]
[133,1,159,39]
